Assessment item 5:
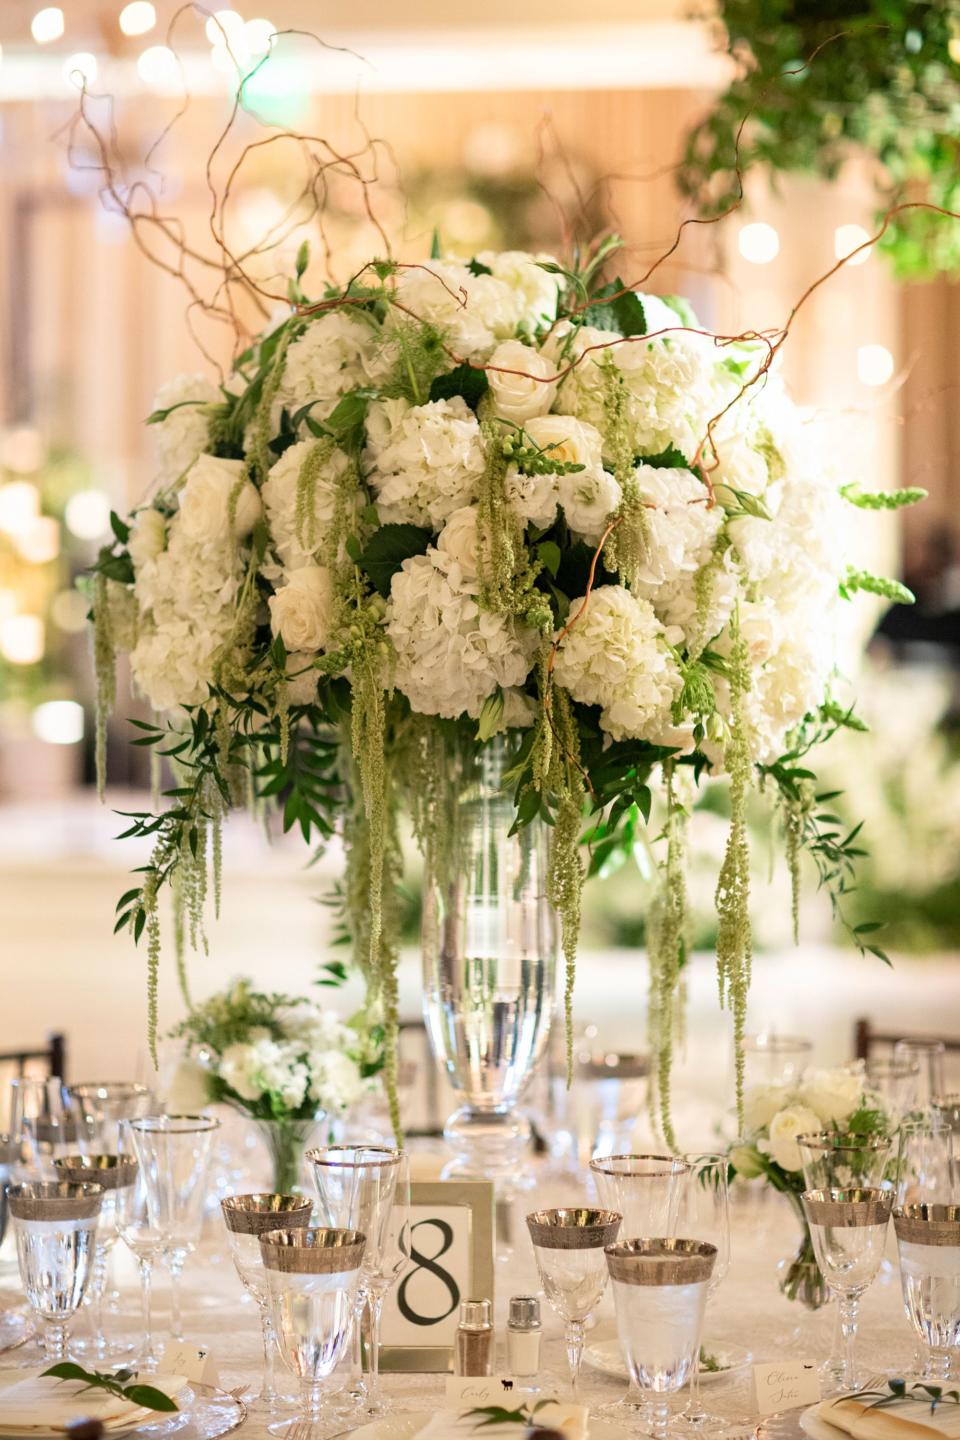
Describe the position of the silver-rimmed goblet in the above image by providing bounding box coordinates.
[8,1180,103,1362]
[897,1117,956,1206]
[68,1082,153,1155]
[865,1060,921,1125]
[259,1227,366,1440]
[53,1153,137,1360]
[894,1203,960,1382]
[802,1187,892,1392]
[798,1132,893,1192]
[606,1239,717,1440]
[526,1207,621,1397]
[893,1040,946,1113]
[222,1193,313,1416]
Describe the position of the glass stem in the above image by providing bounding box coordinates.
[687,1346,705,1422]
[301,1376,323,1423]
[366,1289,384,1411]
[922,1347,951,1383]
[90,1244,108,1358]
[44,1319,67,1363]
[259,1307,279,1404]
[139,1258,158,1371]
[651,1397,671,1440]
[565,1319,585,1398]
[838,1294,860,1386]
[167,1253,185,1342]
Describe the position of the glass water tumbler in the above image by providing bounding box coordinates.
[8,1180,104,1361]
[894,1204,960,1382]
[606,1239,717,1440]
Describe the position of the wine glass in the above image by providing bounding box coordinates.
[932,1096,960,1138]
[308,1144,409,1418]
[802,1188,892,1392]
[222,1193,313,1416]
[865,1059,921,1125]
[526,1207,621,1396]
[675,1155,736,1437]
[589,1153,689,1422]
[741,1033,813,1087]
[894,1041,946,1114]
[606,1239,717,1440]
[798,1132,893,1191]
[53,1153,137,1360]
[10,1076,71,1178]
[893,1204,960,1383]
[115,1137,165,1372]
[259,1227,367,1440]
[8,1180,103,1361]
[128,1113,220,1341]
[897,1117,956,1206]
[68,1082,154,1154]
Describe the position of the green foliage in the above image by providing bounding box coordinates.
[581,278,648,337]
[429,362,489,411]
[41,1363,178,1414]
[678,3,960,279]
[840,483,928,511]
[357,523,432,597]
[840,566,915,605]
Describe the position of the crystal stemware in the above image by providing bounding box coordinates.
[893,1041,946,1115]
[526,1207,621,1396]
[115,1139,165,1372]
[932,1096,960,1138]
[222,1193,313,1416]
[674,1154,740,1437]
[259,1227,367,1440]
[897,1117,956,1206]
[53,1153,137,1360]
[128,1113,220,1342]
[606,1238,717,1440]
[8,1180,103,1361]
[893,1204,960,1382]
[741,1033,813,1088]
[802,1187,892,1392]
[798,1132,893,1192]
[10,1076,71,1179]
[865,1060,921,1125]
[308,1144,409,1418]
[68,1082,154,1155]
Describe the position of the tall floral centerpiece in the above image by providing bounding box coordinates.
[93,238,919,1142]
[167,981,377,1193]
[728,1066,891,1307]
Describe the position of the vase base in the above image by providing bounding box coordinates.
[442,1104,533,1191]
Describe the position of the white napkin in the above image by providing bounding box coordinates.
[819,1395,960,1440]
[414,1401,589,1440]
[0,1371,186,1433]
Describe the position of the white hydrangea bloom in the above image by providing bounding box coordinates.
[390,260,516,361]
[151,372,220,484]
[552,584,682,741]
[262,439,355,570]
[505,466,558,529]
[128,509,166,572]
[386,553,537,719]
[280,310,387,420]
[308,1049,370,1112]
[476,249,564,331]
[364,396,486,527]
[555,467,621,545]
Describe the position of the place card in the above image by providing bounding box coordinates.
[161,1343,219,1388]
[752,1360,820,1415]
[445,1376,525,1406]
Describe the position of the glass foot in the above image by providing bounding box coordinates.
[268,1417,342,1440]
[675,1410,752,1437]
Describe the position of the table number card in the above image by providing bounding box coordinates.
[752,1361,820,1415]
[380,1179,495,1373]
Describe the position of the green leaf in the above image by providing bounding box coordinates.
[466,257,492,276]
[430,228,442,260]
[582,278,647,337]
[659,293,699,328]
[295,239,310,279]
[324,388,374,447]
[357,523,432,597]
[110,511,131,544]
[638,445,689,470]
[476,689,504,743]
[535,540,561,577]
[95,552,135,584]
[124,1384,179,1413]
[428,362,489,412]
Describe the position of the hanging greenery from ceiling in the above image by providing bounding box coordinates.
[679,1,960,279]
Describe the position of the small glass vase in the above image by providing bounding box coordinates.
[778,1191,829,1310]
[251,1115,327,1196]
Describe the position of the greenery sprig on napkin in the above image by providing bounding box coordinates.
[857,1380,960,1416]
[41,1363,178,1414]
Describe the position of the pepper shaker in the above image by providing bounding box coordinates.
[454,1298,494,1376]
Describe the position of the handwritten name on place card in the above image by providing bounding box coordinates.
[445,1377,526,1406]
[752,1361,820,1415]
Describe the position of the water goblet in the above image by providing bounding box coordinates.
[128,1113,220,1341]
[802,1187,893,1392]
[259,1227,367,1440]
[53,1153,137,1360]
[674,1154,739,1437]
[893,1041,946,1114]
[526,1207,621,1397]
[865,1060,921,1125]
[68,1082,154,1155]
[115,1146,165,1371]
[222,1194,313,1416]
[932,1098,960,1141]
[606,1238,717,1440]
[798,1132,893,1192]
[742,1033,813,1087]
[897,1117,956,1206]
[10,1077,72,1178]
[8,1180,104,1361]
[893,1204,960,1382]
[308,1144,409,1417]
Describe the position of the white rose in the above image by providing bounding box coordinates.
[284,650,320,706]
[742,1083,793,1135]
[487,340,558,424]
[128,509,166,570]
[766,1105,823,1172]
[269,566,335,653]
[434,505,480,581]
[178,454,261,543]
[523,414,604,472]
[219,1042,262,1102]
[800,1068,864,1126]
[164,1059,211,1112]
[556,467,621,544]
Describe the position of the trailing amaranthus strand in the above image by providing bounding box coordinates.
[476,420,552,633]
[539,679,586,1084]
[715,614,754,1124]
[599,361,650,589]
[296,436,337,551]
[648,761,689,1150]
[92,573,116,800]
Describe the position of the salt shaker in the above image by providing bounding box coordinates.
[506,1294,542,1377]
[454,1298,494,1375]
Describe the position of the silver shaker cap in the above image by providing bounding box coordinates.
[459,1298,492,1330]
[508,1294,541,1329]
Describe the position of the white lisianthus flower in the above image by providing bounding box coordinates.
[269,565,335,653]
[556,468,621,545]
[476,249,564,330]
[765,1105,823,1172]
[284,650,320,706]
[219,1042,262,1102]
[128,508,167,570]
[552,585,682,741]
[630,465,721,588]
[280,310,388,419]
[523,414,604,472]
[434,505,481,583]
[151,372,220,484]
[505,466,557,529]
[742,1083,793,1134]
[486,340,557,424]
[261,439,355,570]
[499,687,538,731]
[178,454,261,544]
[364,396,487,528]
[800,1068,865,1126]
[386,553,537,719]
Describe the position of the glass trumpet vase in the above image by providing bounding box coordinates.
[422,735,557,1191]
